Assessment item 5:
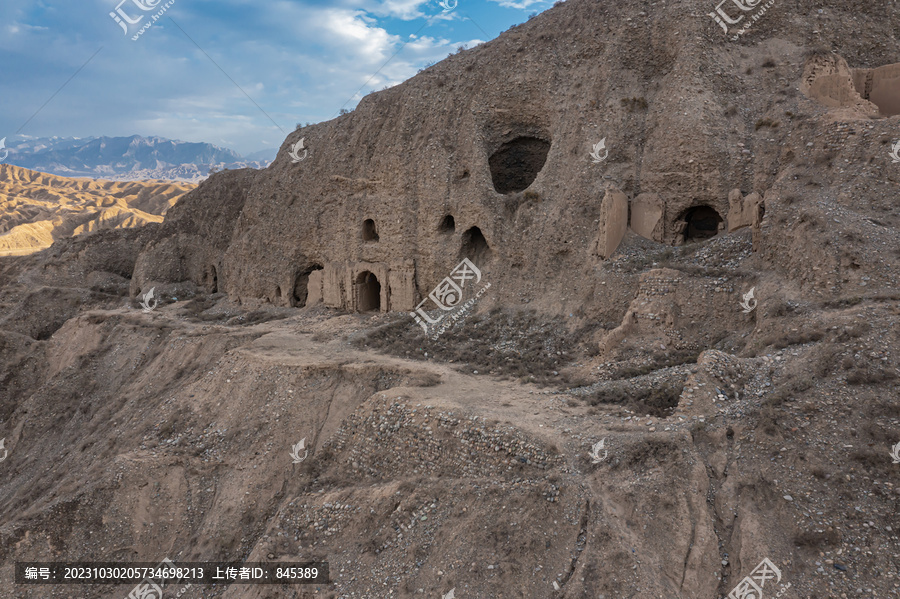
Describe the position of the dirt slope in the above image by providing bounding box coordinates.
[0,254,898,598]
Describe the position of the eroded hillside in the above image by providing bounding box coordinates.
[1,0,900,597]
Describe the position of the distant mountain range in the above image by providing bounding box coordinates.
[0,135,277,182]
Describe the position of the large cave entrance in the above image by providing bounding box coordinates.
[293,264,323,307]
[681,206,723,242]
[355,271,381,312]
[488,136,551,194]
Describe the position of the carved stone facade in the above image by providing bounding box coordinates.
[307,261,416,312]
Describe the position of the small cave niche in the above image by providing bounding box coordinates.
[362,219,379,242]
[356,271,381,312]
[293,264,323,307]
[681,206,723,242]
[459,226,492,265]
[488,136,551,194]
[207,264,218,293]
[439,214,456,233]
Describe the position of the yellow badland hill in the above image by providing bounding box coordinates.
[0,164,195,256]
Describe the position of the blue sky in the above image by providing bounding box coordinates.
[0,0,552,157]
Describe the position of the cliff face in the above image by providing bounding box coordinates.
[130,168,256,298]
[129,0,900,323]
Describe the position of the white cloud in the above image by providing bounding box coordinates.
[487,0,547,9]
[0,0,501,156]
[330,0,435,20]
[5,21,49,35]
[318,8,397,60]
[375,0,429,19]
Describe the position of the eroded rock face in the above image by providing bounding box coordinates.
[852,62,900,116]
[727,189,765,249]
[131,168,256,298]
[630,192,664,242]
[123,0,737,311]
[593,187,629,259]
[803,52,900,117]
[125,0,899,319]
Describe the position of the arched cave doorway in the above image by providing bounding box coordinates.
[362,219,379,242]
[488,136,551,194]
[439,214,456,233]
[293,264,324,307]
[356,271,381,312]
[460,226,492,265]
[681,206,723,242]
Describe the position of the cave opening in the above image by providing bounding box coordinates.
[682,206,723,242]
[439,214,456,233]
[356,271,381,312]
[293,264,324,307]
[208,265,218,293]
[362,219,379,242]
[488,136,551,194]
[460,226,492,264]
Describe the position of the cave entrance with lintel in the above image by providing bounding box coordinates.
[355,271,381,312]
